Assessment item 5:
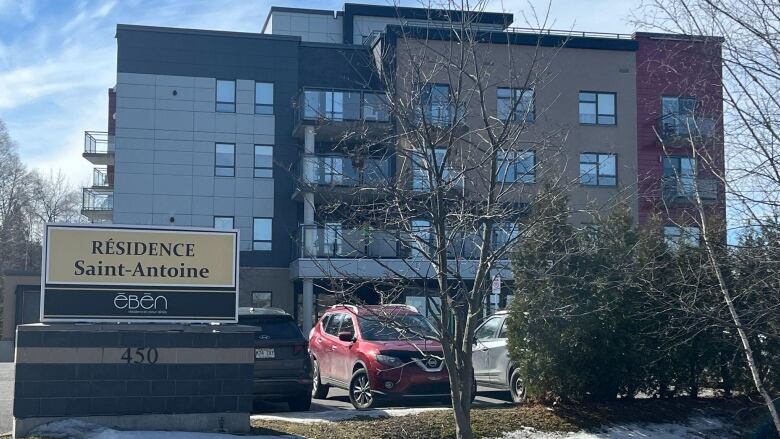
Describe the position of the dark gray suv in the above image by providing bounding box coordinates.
[238,307,312,411]
[472,310,526,403]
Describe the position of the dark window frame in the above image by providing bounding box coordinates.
[497,149,536,184]
[252,217,273,251]
[579,91,617,125]
[216,79,236,113]
[214,143,235,177]
[421,83,453,127]
[497,87,535,123]
[254,144,273,178]
[255,82,274,115]
[579,152,618,187]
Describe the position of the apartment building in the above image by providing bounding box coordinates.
[79,3,725,331]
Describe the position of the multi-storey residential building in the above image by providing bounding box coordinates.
[79,3,724,332]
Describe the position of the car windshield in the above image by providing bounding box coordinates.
[239,316,303,340]
[358,314,438,341]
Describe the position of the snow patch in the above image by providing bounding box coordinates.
[29,419,300,439]
[252,406,449,424]
[497,416,731,439]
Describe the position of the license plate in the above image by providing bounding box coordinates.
[255,348,275,359]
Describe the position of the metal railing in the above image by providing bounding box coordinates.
[504,27,633,40]
[300,154,392,187]
[82,188,113,211]
[84,131,113,154]
[661,177,718,202]
[92,168,109,187]
[657,113,716,142]
[363,30,383,47]
[296,89,390,124]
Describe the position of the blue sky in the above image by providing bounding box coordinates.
[0,0,637,186]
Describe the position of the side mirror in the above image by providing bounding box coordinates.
[338,331,355,343]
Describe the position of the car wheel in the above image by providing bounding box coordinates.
[288,393,312,411]
[509,369,527,404]
[349,369,375,410]
[312,358,329,399]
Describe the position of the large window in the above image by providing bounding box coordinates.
[422,84,452,126]
[492,222,521,251]
[497,88,534,122]
[255,82,274,115]
[254,145,273,178]
[216,79,236,113]
[215,143,235,177]
[663,156,696,196]
[362,92,390,121]
[213,216,234,230]
[580,153,617,186]
[579,91,616,125]
[303,89,360,121]
[664,225,700,249]
[412,148,451,191]
[410,219,431,258]
[497,150,535,183]
[253,218,272,251]
[661,96,697,136]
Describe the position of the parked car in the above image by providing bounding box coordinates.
[238,307,312,411]
[309,304,449,409]
[472,310,526,403]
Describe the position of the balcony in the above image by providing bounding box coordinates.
[295,154,393,199]
[82,131,114,165]
[293,89,391,141]
[82,188,113,222]
[656,113,717,148]
[298,225,403,259]
[92,167,111,188]
[661,177,719,204]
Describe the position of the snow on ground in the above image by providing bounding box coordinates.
[29,419,301,439]
[496,416,733,439]
[251,406,449,424]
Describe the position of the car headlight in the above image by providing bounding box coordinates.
[375,354,403,368]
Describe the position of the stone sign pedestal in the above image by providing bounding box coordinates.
[13,323,255,438]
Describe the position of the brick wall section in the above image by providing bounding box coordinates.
[634,33,725,226]
[13,324,254,419]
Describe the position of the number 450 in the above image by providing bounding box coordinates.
[121,347,159,364]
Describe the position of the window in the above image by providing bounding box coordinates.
[664,226,700,249]
[251,291,272,308]
[215,143,235,177]
[497,150,535,183]
[362,92,390,121]
[580,153,617,186]
[323,222,343,256]
[213,216,234,230]
[422,84,451,126]
[254,145,273,178]
[255,82,273,115]
[497,88,534,122]
[661,96,697,136]
[340,314,355,335]
[412,148,451,191]
[475,317,502,340]
[492,222,520,250]
[253,218,272,251]
[497,319,508,339]
[323,313,342,336]
[410,219,431,258]
[303,89,360,121]
[663,156,696,196]
[216,79,235,113]
[321,156,344,184]
[579,91,616,125]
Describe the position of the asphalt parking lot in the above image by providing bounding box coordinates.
[0,362,14,435]
[253,386,514,414]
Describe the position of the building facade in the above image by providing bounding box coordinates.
[78,3,725,332]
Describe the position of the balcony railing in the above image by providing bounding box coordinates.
[300,155,392,187]
[297,89,390,123]
[82,188,113,211]
[92,168,110,187]
[657,113,716,143]
[84,131,113,154]
[661,177,718,203]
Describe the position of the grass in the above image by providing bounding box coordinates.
[251,396,772,438]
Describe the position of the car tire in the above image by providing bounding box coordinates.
[312,358,329,399]
[288,393,312,411]
[509,369,527,404]
[349,369,376,410]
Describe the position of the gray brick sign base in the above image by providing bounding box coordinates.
[12,323,255,438]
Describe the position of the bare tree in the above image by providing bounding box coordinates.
[635,0,780,432]
[293,2,636,437]
[29,169,84,233]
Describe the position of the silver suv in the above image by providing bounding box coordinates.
[472,310,526,403]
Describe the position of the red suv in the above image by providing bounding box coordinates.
[309,305,449,409]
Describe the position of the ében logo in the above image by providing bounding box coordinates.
[113,293,168,314]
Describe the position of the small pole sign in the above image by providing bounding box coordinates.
[41,224,239,323]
